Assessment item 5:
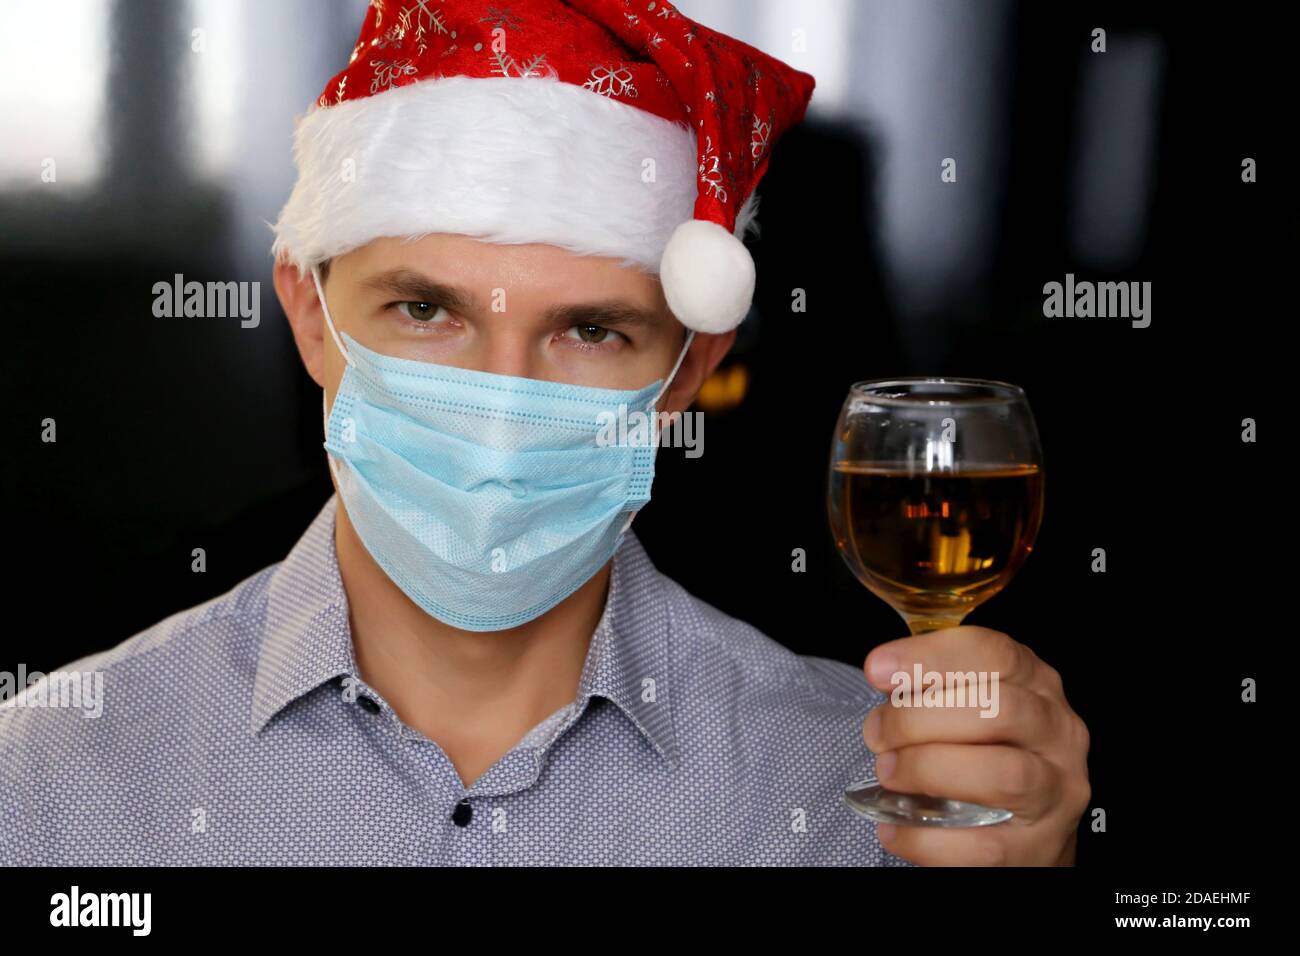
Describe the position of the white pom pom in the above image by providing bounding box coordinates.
[659,218,756,334]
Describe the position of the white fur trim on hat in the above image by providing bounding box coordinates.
[271,75,759,309]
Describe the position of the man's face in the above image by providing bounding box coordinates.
[280,234,723,419]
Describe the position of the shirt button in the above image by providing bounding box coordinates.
[452,799,473,827]
[357,696,381,714]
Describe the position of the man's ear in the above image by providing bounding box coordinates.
[659,327,738,416]
[273,259,327,388]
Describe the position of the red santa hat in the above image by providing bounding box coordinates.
[271,0,816,335]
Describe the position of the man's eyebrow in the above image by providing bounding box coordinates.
[359,269,480,312]
[543,300,662,329]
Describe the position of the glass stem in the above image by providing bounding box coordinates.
[902,614,966,636]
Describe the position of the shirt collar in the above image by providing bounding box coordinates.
[249,497,680,771]
[574,522,681,770]
[249,497,357,736]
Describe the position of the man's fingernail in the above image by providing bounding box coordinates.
[878,823,896,843]
[876,751,895,781]
[868,652,899,686]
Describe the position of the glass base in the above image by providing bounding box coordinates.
[843,776,1013,827]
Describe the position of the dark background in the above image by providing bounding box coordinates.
[1,0,1280,872]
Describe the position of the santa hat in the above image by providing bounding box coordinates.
[271,0,816,335]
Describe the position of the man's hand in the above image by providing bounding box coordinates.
[862,626,1090,866]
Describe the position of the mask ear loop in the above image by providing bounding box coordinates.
[619,328,696,535]
[313,264,355,491]
[312,264,353,368]
[648,329,695,415]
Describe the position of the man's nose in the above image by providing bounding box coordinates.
[471,333,536,381]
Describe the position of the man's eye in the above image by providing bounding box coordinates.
[397,301,451,324]
[567,324,614,345]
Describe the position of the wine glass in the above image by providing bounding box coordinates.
[828,377,1045,827]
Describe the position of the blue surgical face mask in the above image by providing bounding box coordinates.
[311,266,694,632]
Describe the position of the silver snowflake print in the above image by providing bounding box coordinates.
[369,57,418,93]
[400,0,448,33]
[370,21,408,50]
[699,135,728,203]
[583,64,639,99]
[478,5,522,31]
[399,0,450,54]
[489,47,555,78]
[751,113,772,164]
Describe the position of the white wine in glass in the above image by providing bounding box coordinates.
[828,378,1045,827]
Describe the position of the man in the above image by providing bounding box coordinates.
[0,0,1089,865]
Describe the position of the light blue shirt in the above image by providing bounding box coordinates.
[0,497,909,865]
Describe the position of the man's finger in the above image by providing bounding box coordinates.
[864,682,1064,754]
[875,742,1063,820]
[864,626,1039,692]
[878,819,1021,866]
